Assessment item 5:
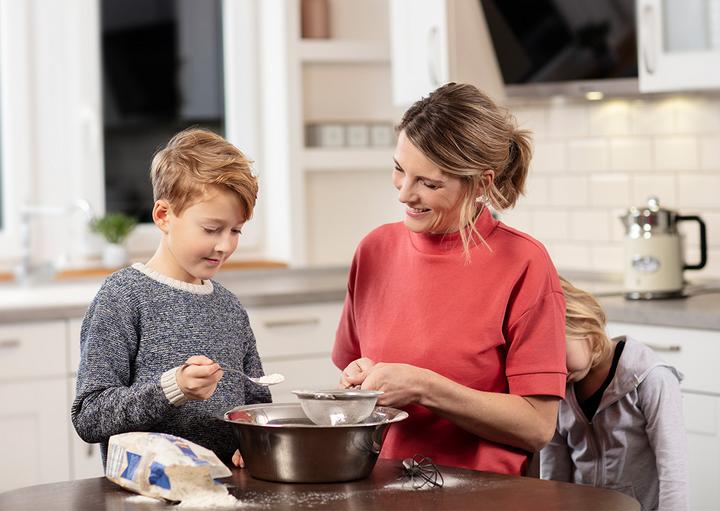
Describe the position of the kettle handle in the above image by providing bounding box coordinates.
[677,215,707,270]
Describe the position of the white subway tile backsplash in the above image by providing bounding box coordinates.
[590,174,631,208]
[530,209,569,241]
[653,136,699,171]
[521,175,550,206]
[531,141,567,173]
[500,94,720,277]
[591,243,625,272]
[588,100,631,136]
[568,139,609,172]
[550,176,589,206]
[547,103,589,138]
[630,98,677,135]
[546,242,592,271]
[674,97,720,134]
[500,209,533,234]
[514,106,547,136]
[630,175,677,206]
[677,175,720,209]
[610,138,653,171]
[700,135,720,171]
[570,211,611,241]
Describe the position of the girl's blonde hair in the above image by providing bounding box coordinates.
[560,276,613,369]
[397,82,532,256]
[151,128,258,219]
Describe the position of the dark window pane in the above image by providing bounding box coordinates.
[101,0,224,222]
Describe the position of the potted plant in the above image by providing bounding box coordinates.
[92,212,138,268]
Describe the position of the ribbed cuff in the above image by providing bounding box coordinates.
[161,367,188,406]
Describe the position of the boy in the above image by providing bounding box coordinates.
[71,128,271,466]
[540,277,688,511]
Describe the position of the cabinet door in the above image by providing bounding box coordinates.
[245,302,344,403]
[683,392,720,511]
[0,321,67,380]
[637,0,720,92]
[390,0,448,105]
[0,379,70,492]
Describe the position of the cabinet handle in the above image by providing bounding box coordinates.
[0,339,21,349]
[427,25,440,87]
[263,318,320,329]
[86,443,94,457]
[641,2,656,74]
[645,343,681,353]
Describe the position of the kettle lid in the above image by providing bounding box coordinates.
[620,196,677,233]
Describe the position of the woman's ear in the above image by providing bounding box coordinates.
[473,170,495,200]
[152,200,172,233]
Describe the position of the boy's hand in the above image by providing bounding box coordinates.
[232,449,245,468]
[176,355,223,400]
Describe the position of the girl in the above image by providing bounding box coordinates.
[541,277,688,511]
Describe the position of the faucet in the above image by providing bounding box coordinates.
[14,199,95,285]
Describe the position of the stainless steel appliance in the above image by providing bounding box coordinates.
[620,197,707,300]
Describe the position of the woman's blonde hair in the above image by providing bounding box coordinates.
[560,276,613,369]
[151,128,258,219]
[397,82,532,256]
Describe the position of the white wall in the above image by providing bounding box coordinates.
[502,95,720,280]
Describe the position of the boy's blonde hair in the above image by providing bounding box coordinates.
[151,128,258,219]
[560,276,613,369]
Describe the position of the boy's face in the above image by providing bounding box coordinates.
[156,186,246,283]
[566,338,593,383]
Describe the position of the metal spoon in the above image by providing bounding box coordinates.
[182,362,285,386]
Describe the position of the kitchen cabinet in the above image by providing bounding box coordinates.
[245,302,344,403]
[606,322,720,511]
[389,0,504,106]
[0,321,71,493]
[637,0,720,92]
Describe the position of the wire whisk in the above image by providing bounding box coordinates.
[399,454,444,489]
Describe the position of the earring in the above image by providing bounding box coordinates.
[475,195,486,204]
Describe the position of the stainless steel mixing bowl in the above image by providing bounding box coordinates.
[292,389,383,425]
[223,403,408,483]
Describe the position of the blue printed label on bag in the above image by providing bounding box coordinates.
[148,462,171,490]
[121,452,141,481]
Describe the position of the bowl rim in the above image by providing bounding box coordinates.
[223,403,408,429]
[291,389,384,400]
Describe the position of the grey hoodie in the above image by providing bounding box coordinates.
[540,336,688,511]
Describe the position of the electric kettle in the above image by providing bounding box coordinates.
[620,197,707,300]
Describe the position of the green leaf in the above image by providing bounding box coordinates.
[91,213,138,244]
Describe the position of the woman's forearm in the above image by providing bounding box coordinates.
[419,369,560,452]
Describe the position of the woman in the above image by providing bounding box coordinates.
[333,83,567,476]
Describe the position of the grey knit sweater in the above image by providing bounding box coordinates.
[71,263,271,465]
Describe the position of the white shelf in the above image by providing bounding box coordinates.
[298,40,390,63]
[302,147,394,171]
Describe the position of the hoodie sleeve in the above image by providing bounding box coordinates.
[539,428,573,482]
[639,366,689,511]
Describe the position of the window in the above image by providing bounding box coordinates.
[101,0,225,222]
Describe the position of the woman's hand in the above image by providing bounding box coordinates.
[360,362,428,408]
[340,357,375,388]
[176,355,223,400]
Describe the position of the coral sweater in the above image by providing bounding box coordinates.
[333,209,567,475]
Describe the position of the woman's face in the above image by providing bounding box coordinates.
[566,338,593,383]
[392,131,467,234]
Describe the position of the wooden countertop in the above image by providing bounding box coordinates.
[0,459,639,511]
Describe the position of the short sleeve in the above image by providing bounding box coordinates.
[505,290,567,397]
